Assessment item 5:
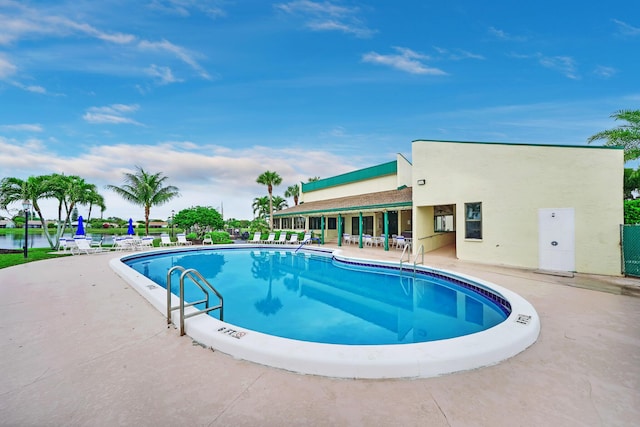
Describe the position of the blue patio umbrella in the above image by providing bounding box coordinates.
[127,218,135,235]
[75,215,85,236]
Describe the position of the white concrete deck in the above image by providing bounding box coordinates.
[1,244,639,426]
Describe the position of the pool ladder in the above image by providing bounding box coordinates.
[166,266,224,336]
[399,244,424,295]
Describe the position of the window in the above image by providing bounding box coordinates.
[273,218,280,229]
[294,216,305,230]
[309,217,322,229]
[434,205,454,232]
[281,217,292,229]
[465,202,482,239]
[328,217,337,230]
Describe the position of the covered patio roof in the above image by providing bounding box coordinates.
[274,187,412,217]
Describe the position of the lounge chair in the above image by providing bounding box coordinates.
[72,238,101,255]
[113,236,135,251]
[248,232,261,243]
[302,233,312,244]
[287,234,299,244]
[138,236,154,249]
[262,232,276,244]
[160,234,177,246]
[176,233,192,246]
[275,232,287,244]
[202,235,213,245]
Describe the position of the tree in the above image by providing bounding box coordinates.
[252,196,269,219]
[308,176,320,182]
[587,109,640,161]
[284,184,300,206]
[106,166,180,236]
[256,170,282,230]
[271,195,288,211]
[0,174,104,249]
[173,206,224,238]
[624,168,640,199]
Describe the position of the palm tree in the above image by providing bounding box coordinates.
[106,166,180,235]
[252,196,269,219]
[256,170,282,230]
[588,109,640,161]
[271,195,288,211]
[284,184,300,206]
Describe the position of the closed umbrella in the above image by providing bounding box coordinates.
[127,218,135,235]
[75,215,85,236]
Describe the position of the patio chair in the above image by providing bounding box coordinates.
[275,232,287,244]
[303,233,312,244]
[262,232,276,244]
[160,234,177,246]
[202,235,213,245]
[113,236,135,251]
[287,234,299,244]
[343,233,351,245]
[395,236,406,250]
[72,238,102,255]
[176,233,192,246]
[138,236,154,249]
[364,234,374,247]
[248,232,261,243]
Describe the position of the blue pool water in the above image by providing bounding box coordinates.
[124,248,509,345]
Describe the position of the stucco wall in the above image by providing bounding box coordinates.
[412,140,623,275]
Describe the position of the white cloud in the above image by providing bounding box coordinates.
[593,65,616,79]
[145,64,182,85]
[537,55,579,80]
[433,46,485,61]
[0,54,17,78]
[0,123,43,132]
[612,19,640,36]
[0,138,361,220]
[275,0,375,38]
[147,0,226,19]
[138,39,211,80]
[362,47,447,75]
[488,26,527,42]
[83,104,142,125]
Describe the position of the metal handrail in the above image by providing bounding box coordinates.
[166,266,224,336]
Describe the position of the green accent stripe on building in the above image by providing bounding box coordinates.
[302,161,397,192]
[412,139,624,150]
[275,201,412,217]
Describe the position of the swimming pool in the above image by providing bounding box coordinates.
[110,245,540,378]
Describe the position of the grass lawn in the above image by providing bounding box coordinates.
[0,248,71,269]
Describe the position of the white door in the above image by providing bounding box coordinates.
[538,208,575,272]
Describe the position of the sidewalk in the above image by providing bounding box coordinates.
[1,244,639,426]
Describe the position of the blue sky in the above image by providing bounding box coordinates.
[1,0,638,221]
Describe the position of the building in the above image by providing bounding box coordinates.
[274,140,623,276]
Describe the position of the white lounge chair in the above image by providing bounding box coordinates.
[72,238,101,255]
[160,234,177,246]
[202,236,213,245]
[287,234,299,244]
[138,236,154,249]
[262,232,276,244]
[113,236,135,251]
[302,233,312,244]
[248,232,261,243]
[275,232,287,244]
[176,233,192,246]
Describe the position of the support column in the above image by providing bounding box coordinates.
[358,212,363,248]
[337,214,343,247]
[384,210,389,251]
[321,215,325,245]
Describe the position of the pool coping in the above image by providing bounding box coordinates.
[109,244,540,379]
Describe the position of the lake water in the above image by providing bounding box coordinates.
[0,233,121,249]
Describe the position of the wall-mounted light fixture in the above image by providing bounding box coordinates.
[417,179,426,185]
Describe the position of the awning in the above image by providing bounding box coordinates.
[274,187,412,217]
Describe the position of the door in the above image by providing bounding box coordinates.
[538,208,575,272]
